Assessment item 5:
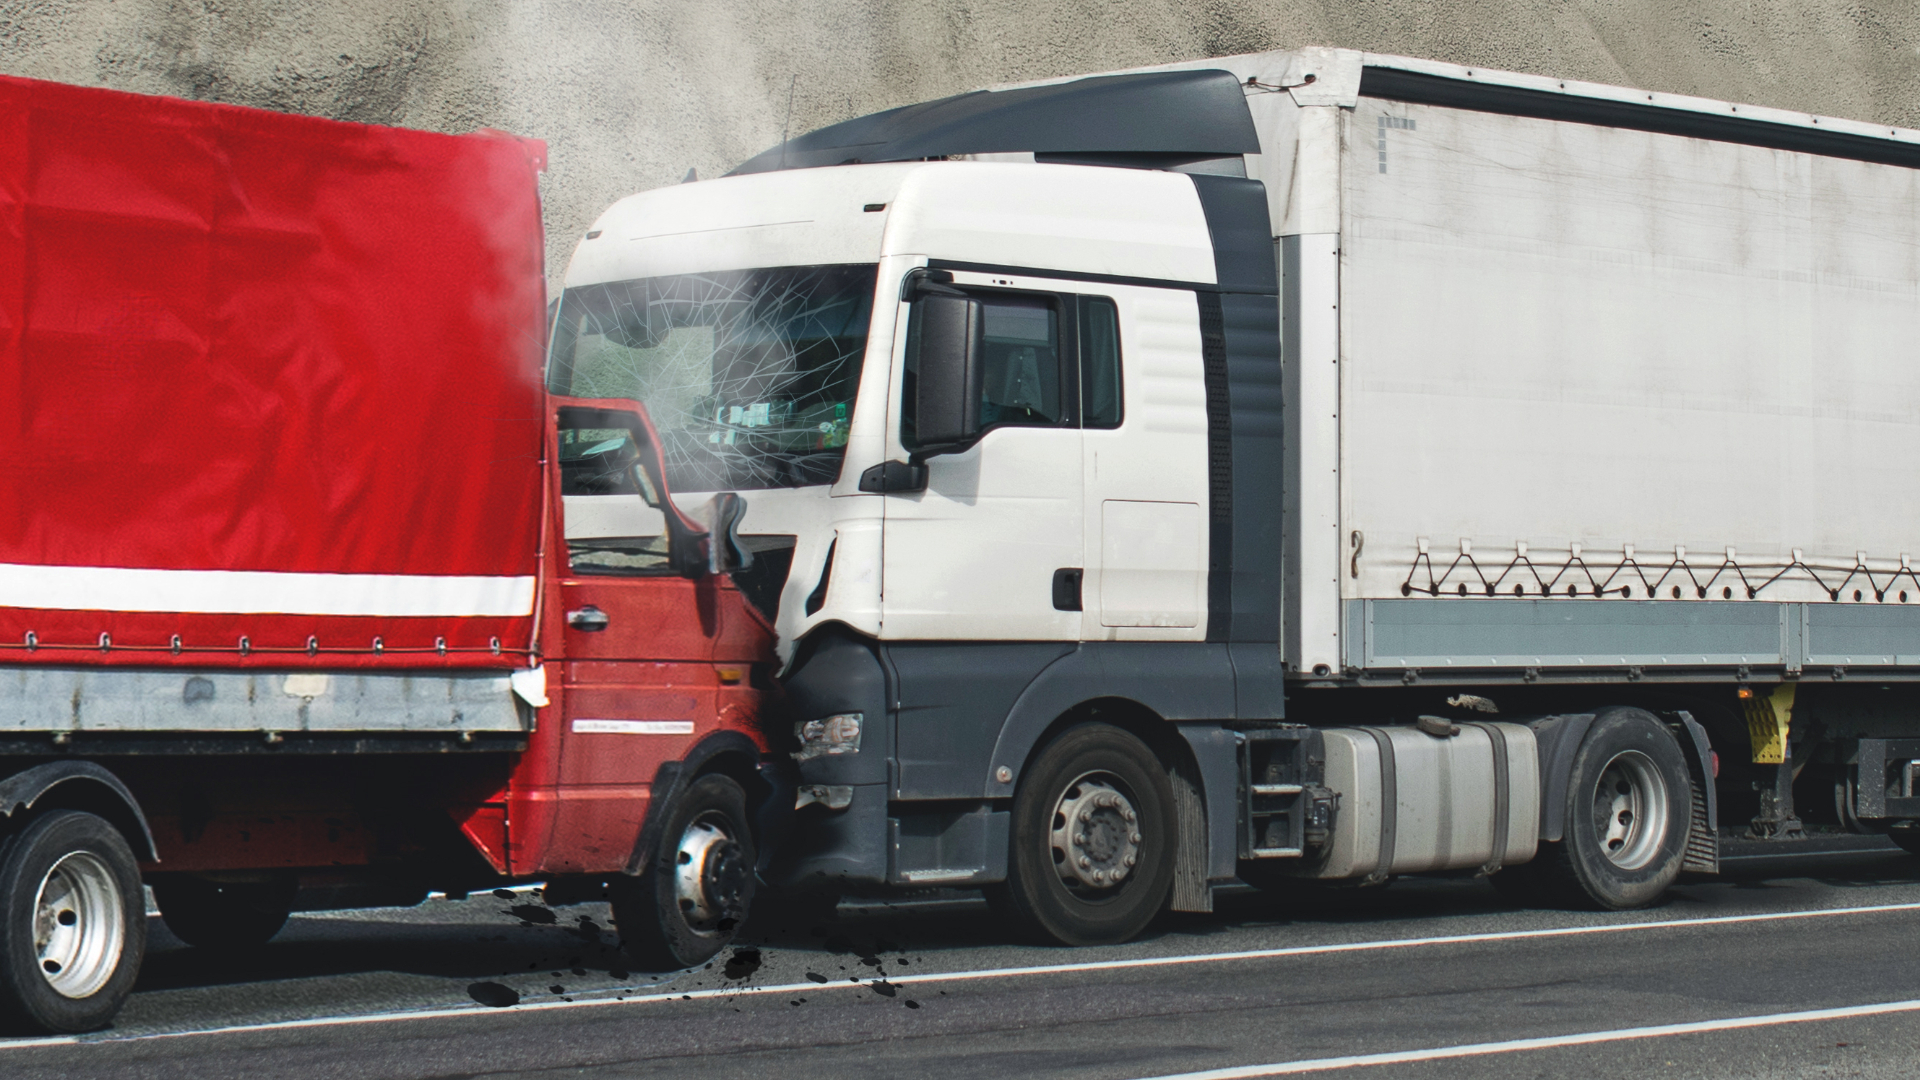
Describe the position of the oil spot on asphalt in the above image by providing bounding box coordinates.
[609,968,629,980]
[509,904,556,924]
[723,947,764,980]
[491,889,516,900]
[869,979,897,998]
[468,982,521,1008]
[549,984,565,994]
[805,972,828,984]
[904,1000,920,1009]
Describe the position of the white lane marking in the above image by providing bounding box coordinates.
[1128,997,1920,1078]
[15,899,1920,1051]
[1720,848,1900,860]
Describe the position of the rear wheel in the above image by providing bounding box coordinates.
[1513,708,1691,909]
[1885,825,1920,857]
[152,875,295,951]
[611,773,755,971]
[988,723,1175,946]
[0,811,146,1034]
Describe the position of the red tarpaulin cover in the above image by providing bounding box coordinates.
[0,75,548,666]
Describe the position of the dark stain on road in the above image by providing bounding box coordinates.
[509,904,557,925]
[468,981,521,1008]
[723,947,763,980]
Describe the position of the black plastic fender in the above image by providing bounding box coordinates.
[983,643,1238,801]
[1670,710,1720,873]
[624,731,770,875]
[0,761,158,862]
[1529,713,1597,844]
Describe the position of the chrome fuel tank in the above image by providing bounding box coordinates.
[1309,723,1539,880]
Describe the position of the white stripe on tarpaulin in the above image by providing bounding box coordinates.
[0,564,536,617]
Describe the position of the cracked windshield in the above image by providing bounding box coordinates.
[547,265,876,490]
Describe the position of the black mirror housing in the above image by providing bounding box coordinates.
[912,293,983,449]
[707,491,754,574]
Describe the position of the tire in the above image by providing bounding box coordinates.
[611,773,756,971]
[1521,708,1692,910]
[1886,825,1920,857]
[987,723,1176,946]
[0,811,147,1034]
[153,875,295,951]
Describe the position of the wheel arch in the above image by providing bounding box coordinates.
[985,644,1237,800]
[0,761,157,863]
[624,731,779,876]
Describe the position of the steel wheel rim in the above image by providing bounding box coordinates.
[1049,770,1143,894]
[33,851,124,999]
[1591,750,1669,871]
[673,812,745,935]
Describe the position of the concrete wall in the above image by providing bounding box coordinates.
[5,1,1919,283]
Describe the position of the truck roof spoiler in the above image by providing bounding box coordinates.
[728,67,1260,175]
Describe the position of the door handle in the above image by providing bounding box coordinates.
[1052,568,1083,612]
[567,606,609,632]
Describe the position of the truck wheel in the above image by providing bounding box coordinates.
[152,876,295,951]
[0,811,146,1034]
[1884,825,1920,857]
[1522,708,1692,910]
[988,723,1176,946]
[612,773,755,971]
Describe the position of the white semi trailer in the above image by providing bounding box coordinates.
[545,47,1920,945]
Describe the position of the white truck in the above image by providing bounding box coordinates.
[545,47,1920,945]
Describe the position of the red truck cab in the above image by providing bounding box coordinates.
[500,396,784,968]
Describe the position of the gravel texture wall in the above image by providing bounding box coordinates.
[5,1,1919,283]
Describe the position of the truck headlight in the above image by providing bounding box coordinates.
[794,713,862,761]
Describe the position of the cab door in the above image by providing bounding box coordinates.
[879,285,1083,641]
[546,403,716,873]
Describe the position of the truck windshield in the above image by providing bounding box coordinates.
[547,265,876,491]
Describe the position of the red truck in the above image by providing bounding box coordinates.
[0,76,784,1033]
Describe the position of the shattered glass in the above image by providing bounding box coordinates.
[547,265,876,491]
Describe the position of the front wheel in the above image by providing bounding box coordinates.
[988,723,1176,946]
[611,773,756,971]
[0,811,147,1034]
[1518,708,1692,910]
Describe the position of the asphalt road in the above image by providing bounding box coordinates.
[7,837,1920,1079]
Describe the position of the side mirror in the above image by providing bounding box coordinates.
[708,491,754,574]
[911,294,984,450]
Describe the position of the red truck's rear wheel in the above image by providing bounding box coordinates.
[152,875,295,951]
[0,811,146,1034]
[612,773,756,971]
